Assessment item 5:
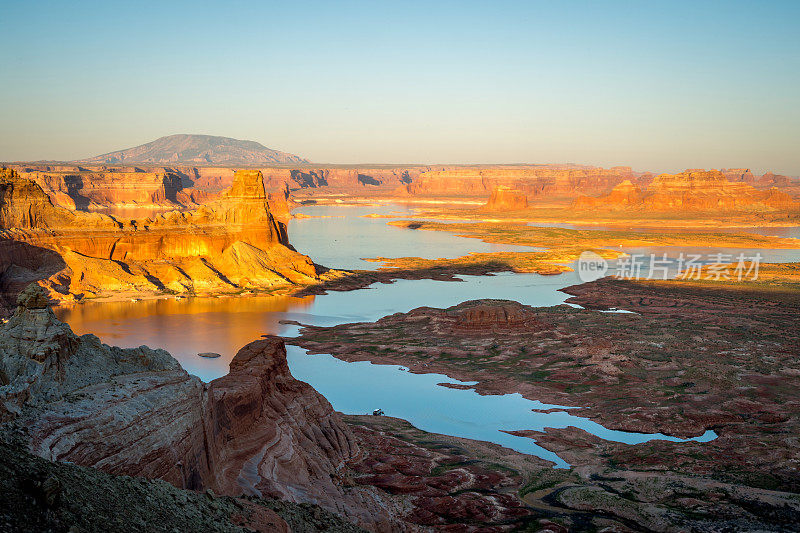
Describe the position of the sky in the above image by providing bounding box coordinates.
[1,1,799,175]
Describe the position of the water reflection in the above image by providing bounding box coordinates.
[56,272,573,382]
[57,294,315,380]
[289,204,538,270]
[54,203,789,461]
[286,347,717,468]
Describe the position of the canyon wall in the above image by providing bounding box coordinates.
[573,169,800,212]
[16,168,185,210]
[722,167,800,194]
[0,168,318,314]
[7,163,799,212]
[0,286,398,530]
[7,163,437,210]
[403,165,637,199]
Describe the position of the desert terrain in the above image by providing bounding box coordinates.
[2,127,800,532]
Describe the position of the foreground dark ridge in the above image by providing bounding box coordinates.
[0,433,364,533]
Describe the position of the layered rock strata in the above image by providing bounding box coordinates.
[403,165,637,199]
[0,168,319,313]
[7,163,435,210]
[0,286,396,530]
[573,169,799,211]
[482,186,529,210]
[19,168,186,210]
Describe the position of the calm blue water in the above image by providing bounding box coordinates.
[62,203,800,466]
[291,204,540,270]
[286,347,716,468]
[59,272,575,382]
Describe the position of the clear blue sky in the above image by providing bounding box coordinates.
[1,0,799,174]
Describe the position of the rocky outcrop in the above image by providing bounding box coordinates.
[204,337,361,504]
[721,167,757,183]
[482,186,528,210]
[573,169,800,212]
[0,168,318,313]
[572,179,643,209]
[451,300,544,332]
[0,286,395,530]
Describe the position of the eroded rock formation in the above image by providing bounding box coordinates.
[0,286,396,530]
[572,179,643,209]
[451,300,545,332]
[19,168,186,210]
[482,186,529,210]
[7,163,435,211]
[403,165,637,199]
[0,168,318,313]
[573,169,800,212]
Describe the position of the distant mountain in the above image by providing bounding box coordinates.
[77,134,309,166]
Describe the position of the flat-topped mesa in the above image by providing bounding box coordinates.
[482,186,529,210]
[572,169,800,212]
[76,134,309,166]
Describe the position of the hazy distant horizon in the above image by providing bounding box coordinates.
[0,134,800,178]
[2,1,798,175]
[1,131,798,177]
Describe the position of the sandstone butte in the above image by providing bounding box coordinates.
[0,285,403,531]
[0,168,319,314]
[573,169,800,212]
[481,186,529,210]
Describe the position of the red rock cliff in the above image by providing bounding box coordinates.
[404,165,636,199]
[482,186,529,210]
[572,169,800,212]
[0,168,318,312]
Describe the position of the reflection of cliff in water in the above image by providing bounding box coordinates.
[56,293,315,381]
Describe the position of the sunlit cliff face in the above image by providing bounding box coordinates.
[0,168,318,310]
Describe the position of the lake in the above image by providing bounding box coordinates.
[56,203,800,465]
